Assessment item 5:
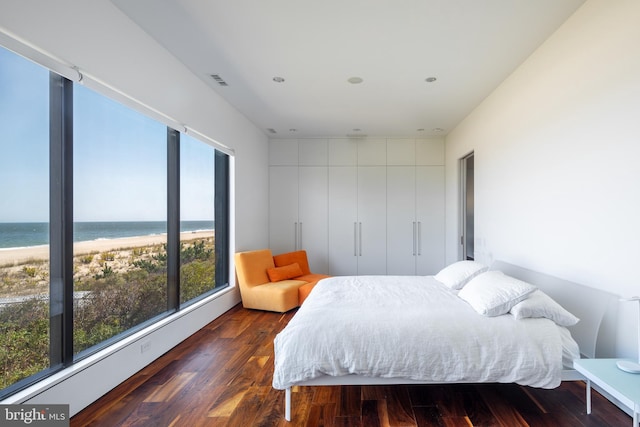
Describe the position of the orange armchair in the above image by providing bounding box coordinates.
[234,249,329,312]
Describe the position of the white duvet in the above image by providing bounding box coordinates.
[273,275,569,390]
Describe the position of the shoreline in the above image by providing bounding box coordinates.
[0,230,213,266]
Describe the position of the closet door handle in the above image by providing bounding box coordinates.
[413,222,417,256]
[359,222,362,256]
[298,222,303,249]
[418,221,422,256]
[354,222,357,256]
[294,222,298,250]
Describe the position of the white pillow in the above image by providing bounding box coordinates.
[458,271,536,316]
[510,290,579,326]
[434,260,488,290]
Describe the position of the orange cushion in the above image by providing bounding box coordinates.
[267,263,303,282]
[273,250,311,275]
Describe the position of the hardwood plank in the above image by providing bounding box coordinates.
[410,385,467,418]
[458,386,497,427]
[338,385,362,417]
[71,304,633,427]
[361,400,385,427]
[333,415,362,427]
[378,385,416,426]
[307,402,338,427]
[142,372,197,403]
[249,384,291,427]
[207,389,247,417]
[288,387,315,425]
[312,386,339,405]
[440,416,472,427]
[530,384,625,427]
[478,384,529,426]
[412,405,443,427]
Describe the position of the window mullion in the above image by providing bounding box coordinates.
[167,128,180,310]
[49,72,74,366]
[214,151,229,287]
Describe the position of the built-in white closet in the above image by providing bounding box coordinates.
[386,139,445,275]
[327,139,387,276]
[269,139,329,274]
[269,137,445,276]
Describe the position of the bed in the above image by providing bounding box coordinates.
[272,261,619,421]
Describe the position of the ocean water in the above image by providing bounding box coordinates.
[0,221,214,249]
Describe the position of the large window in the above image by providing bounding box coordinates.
[0,45,230,398]
[179,134,216,306]
[73,84,168,355]
[0,47,50,392]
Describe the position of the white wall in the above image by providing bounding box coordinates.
[445,0,640,358]
[0,0,268,414]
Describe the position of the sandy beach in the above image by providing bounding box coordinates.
[0,230,213,266]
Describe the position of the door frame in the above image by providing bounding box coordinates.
[459,152,474,260]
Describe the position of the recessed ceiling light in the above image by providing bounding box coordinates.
[352,128,362,132]
[432,128,445,133]
[347,77,363,84]
[425,77,437,83]
[289,128,297,132]
[273,76,285,83]
[417,128,425,132]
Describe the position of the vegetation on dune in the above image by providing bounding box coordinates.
[0,238,217,391]
[0,298,49,388]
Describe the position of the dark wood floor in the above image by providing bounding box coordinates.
[71,304,631,426]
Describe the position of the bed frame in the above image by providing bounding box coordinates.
[281,261,620,421]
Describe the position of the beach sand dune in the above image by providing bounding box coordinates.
[0,231,213,266]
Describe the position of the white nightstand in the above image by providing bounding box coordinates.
[574,358,640,427]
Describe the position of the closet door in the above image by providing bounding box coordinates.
[328,167,357,275]
[387,166,416,275]
[416,166,445,275]
[299,166,328,274]
[357,166,387,275]
[269,166,299,255]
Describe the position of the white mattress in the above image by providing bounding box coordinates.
[273,275,579,390]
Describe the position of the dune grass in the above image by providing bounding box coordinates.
[0,237,216,391]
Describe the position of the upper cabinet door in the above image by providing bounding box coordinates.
[415,139,445,166]
[299,139,328,166]
[386,139,416,166]
[328,139,357,166]
[357,139,386,166]
[269,139,299,165]
[328,138,387,166]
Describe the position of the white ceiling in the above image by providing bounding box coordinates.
[111,0,585,138]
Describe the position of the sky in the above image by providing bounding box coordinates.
[0,46,215,223]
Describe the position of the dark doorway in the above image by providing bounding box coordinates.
[460,153,474,260]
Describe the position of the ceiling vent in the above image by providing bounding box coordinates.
[210,74,228,86]
[267,128,277,134]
